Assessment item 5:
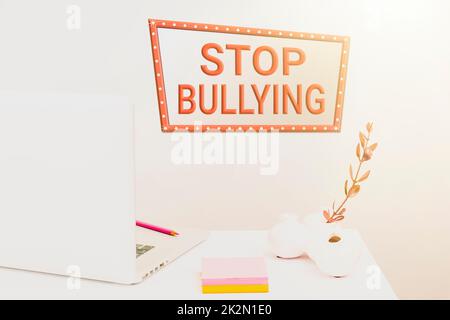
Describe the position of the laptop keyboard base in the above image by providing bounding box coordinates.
[136,244,155,259]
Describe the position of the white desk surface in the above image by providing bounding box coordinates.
[0,231,397,300]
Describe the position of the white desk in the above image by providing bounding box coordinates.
[0,231,397,300]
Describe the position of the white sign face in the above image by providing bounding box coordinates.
[149,19,350,133]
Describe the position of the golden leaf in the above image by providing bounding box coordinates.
[366,122,373,133]
[356,143,361,158]
[323,210,331,222]
[337,208,346,216]
[358,170,371,182]
[344,180,349,196]
[368,143,378,152]
[363,149,373,161]
[349,164,354,180]
[359,132,367,148]
[348,184,361,198]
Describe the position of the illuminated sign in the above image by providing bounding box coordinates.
[149,19,350,132]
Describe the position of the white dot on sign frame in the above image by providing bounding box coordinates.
[237,28,240,32]
[173,23,176,26]
[335,127,339,130]
[184,24,187,27]
[313,127,317,131]
[289,33,293,37]
[303,127,306,131]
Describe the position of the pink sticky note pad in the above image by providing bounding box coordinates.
[201,257,268,286]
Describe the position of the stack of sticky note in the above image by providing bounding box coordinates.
[201,257,269,294]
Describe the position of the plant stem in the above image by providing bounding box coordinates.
[328,130,372,223]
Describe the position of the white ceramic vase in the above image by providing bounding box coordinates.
[307,229,362,277]
[268,214,308,259]
[303,211,342,237]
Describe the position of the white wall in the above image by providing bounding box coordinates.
[1,0,449,299]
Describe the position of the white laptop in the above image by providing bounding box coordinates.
[0,93,208,284]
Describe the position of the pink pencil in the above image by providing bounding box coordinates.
[136,220,179,237]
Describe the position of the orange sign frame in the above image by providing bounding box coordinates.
[149,19,350,133]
